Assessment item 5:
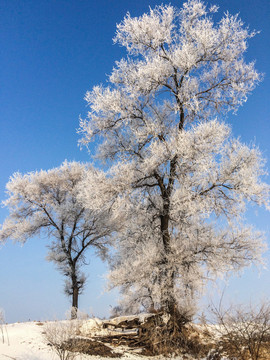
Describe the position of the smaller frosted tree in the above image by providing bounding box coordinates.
[0,161,112,318]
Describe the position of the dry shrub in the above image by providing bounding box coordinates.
[43,320,80,360]
[205,301,270,360]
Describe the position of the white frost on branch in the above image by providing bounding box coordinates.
[79,0,261,153]
[105,121,268,314]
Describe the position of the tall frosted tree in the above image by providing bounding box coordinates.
[79,0,269,320]
[0,161,113,318]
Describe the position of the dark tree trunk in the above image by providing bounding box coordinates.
[160,204,175,315]
[70,266,79,319]
[158,106,185,317]
[158,159,180,316]
[72,286,79,319]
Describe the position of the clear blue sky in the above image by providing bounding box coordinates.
[0,0,269,323]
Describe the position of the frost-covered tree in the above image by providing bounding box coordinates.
[0,161,113,318]
[78,0,269,320]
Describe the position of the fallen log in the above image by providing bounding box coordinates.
[103,317,141,330]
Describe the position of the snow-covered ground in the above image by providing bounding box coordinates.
[0,320,187,360]
[0,321,55,360]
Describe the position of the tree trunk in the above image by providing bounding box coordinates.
[70,267,79,319]
[160,209,175,315]
[159,159,179,316]
[158,111,184,317]
[71,286,79,319]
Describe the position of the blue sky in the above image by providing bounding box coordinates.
[0,0,269,323]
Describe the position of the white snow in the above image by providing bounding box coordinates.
[0,321,54,360]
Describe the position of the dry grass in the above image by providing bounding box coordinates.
[63,338,122,357]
